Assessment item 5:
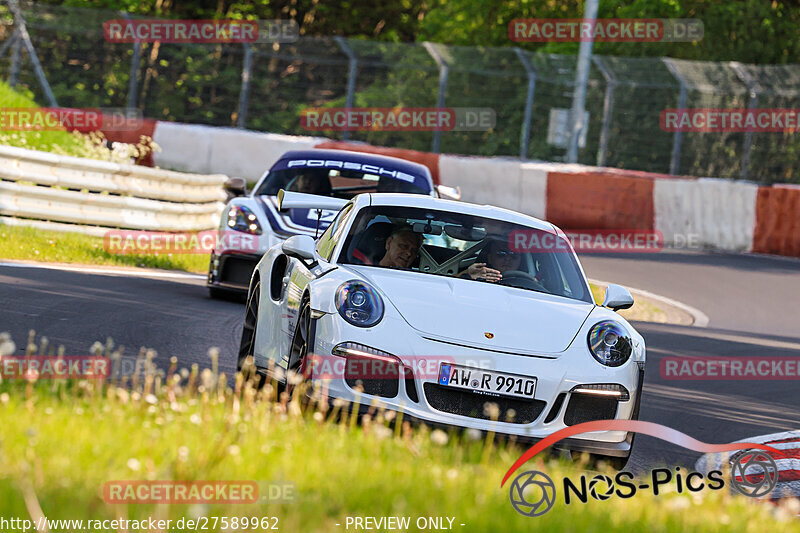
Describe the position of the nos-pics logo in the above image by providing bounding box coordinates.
[501,420,783,517]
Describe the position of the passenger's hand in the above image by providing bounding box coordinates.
[466,263,502,282]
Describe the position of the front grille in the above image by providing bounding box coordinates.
[220,256,259,286]
[423,383,546,424]
[564,393,618,426]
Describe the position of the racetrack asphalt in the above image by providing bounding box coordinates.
[1,250,798,473]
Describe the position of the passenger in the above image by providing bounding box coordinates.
[460,239,521,282]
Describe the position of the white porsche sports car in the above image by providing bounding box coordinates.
[239,190,646,466]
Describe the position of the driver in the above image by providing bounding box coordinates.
[378,226,423,269]
[292,171,332,195]
[459,239,521,282]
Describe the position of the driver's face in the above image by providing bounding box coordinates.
[382,232,420,268]
[488,244,521,272]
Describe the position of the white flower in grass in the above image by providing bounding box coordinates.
[431,429,449,446]
[127,458,141,471]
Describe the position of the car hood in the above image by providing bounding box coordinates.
[347,266,595,355]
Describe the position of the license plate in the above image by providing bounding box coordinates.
[437,364,536,399]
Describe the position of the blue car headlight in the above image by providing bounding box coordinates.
[587,321,632,367]
[335,280,384,328]
[226,205,263,235]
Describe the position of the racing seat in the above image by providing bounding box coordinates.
[347,222,394,265]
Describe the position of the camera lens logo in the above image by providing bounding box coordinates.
[588,474,614,500]
[508,471,556,517]
[729,450,779,498]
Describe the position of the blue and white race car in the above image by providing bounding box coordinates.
[207,149,455,298]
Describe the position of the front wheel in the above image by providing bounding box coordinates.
[238,280,260,373]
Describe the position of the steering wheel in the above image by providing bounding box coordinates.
[498,270,548,292]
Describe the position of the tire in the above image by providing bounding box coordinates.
[237,280,260,373]
[285,297,312,394]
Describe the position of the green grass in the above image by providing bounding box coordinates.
[0,224,209,273]
[0,81,157,161]
[0,334,798,532]
[0,82,96,156]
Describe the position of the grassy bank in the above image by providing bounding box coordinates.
[0,333,797,532]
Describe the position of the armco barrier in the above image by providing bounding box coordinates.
[0,145,227,234]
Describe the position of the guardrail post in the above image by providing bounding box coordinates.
[334,37,358,141]
[423,41,449,154]
[514,47,536,160]
[663,58,688,176]
[593,56,616,167]
[236,43,254,128]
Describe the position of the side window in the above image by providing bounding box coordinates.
[316,204,354,261]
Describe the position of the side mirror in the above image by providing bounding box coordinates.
[436,184,461,201]
[282,235,316,261]
[602,284,634,311]
[224,177,247,197]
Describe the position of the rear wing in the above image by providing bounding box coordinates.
[276,189,349,211]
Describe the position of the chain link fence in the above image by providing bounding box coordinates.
[1,1,799,183]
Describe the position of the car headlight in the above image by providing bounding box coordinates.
[226,205,262,235]
[587,321,632,367]
[335,280,384,328]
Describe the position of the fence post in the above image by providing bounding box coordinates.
[6,0,57,106]
[236,44,254,128]
[593,56,616,167]
[514,47,536,160]
[334,37,358,141]
[121,12,141,111]
[662,58,688,176]
[423,41,449,154]
[730,62,761,181]
[8,28,20,87]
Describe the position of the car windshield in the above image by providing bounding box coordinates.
[338,205,592,303]
[255,167,430,199]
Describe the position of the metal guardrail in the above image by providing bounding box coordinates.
[0,145,228,233]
